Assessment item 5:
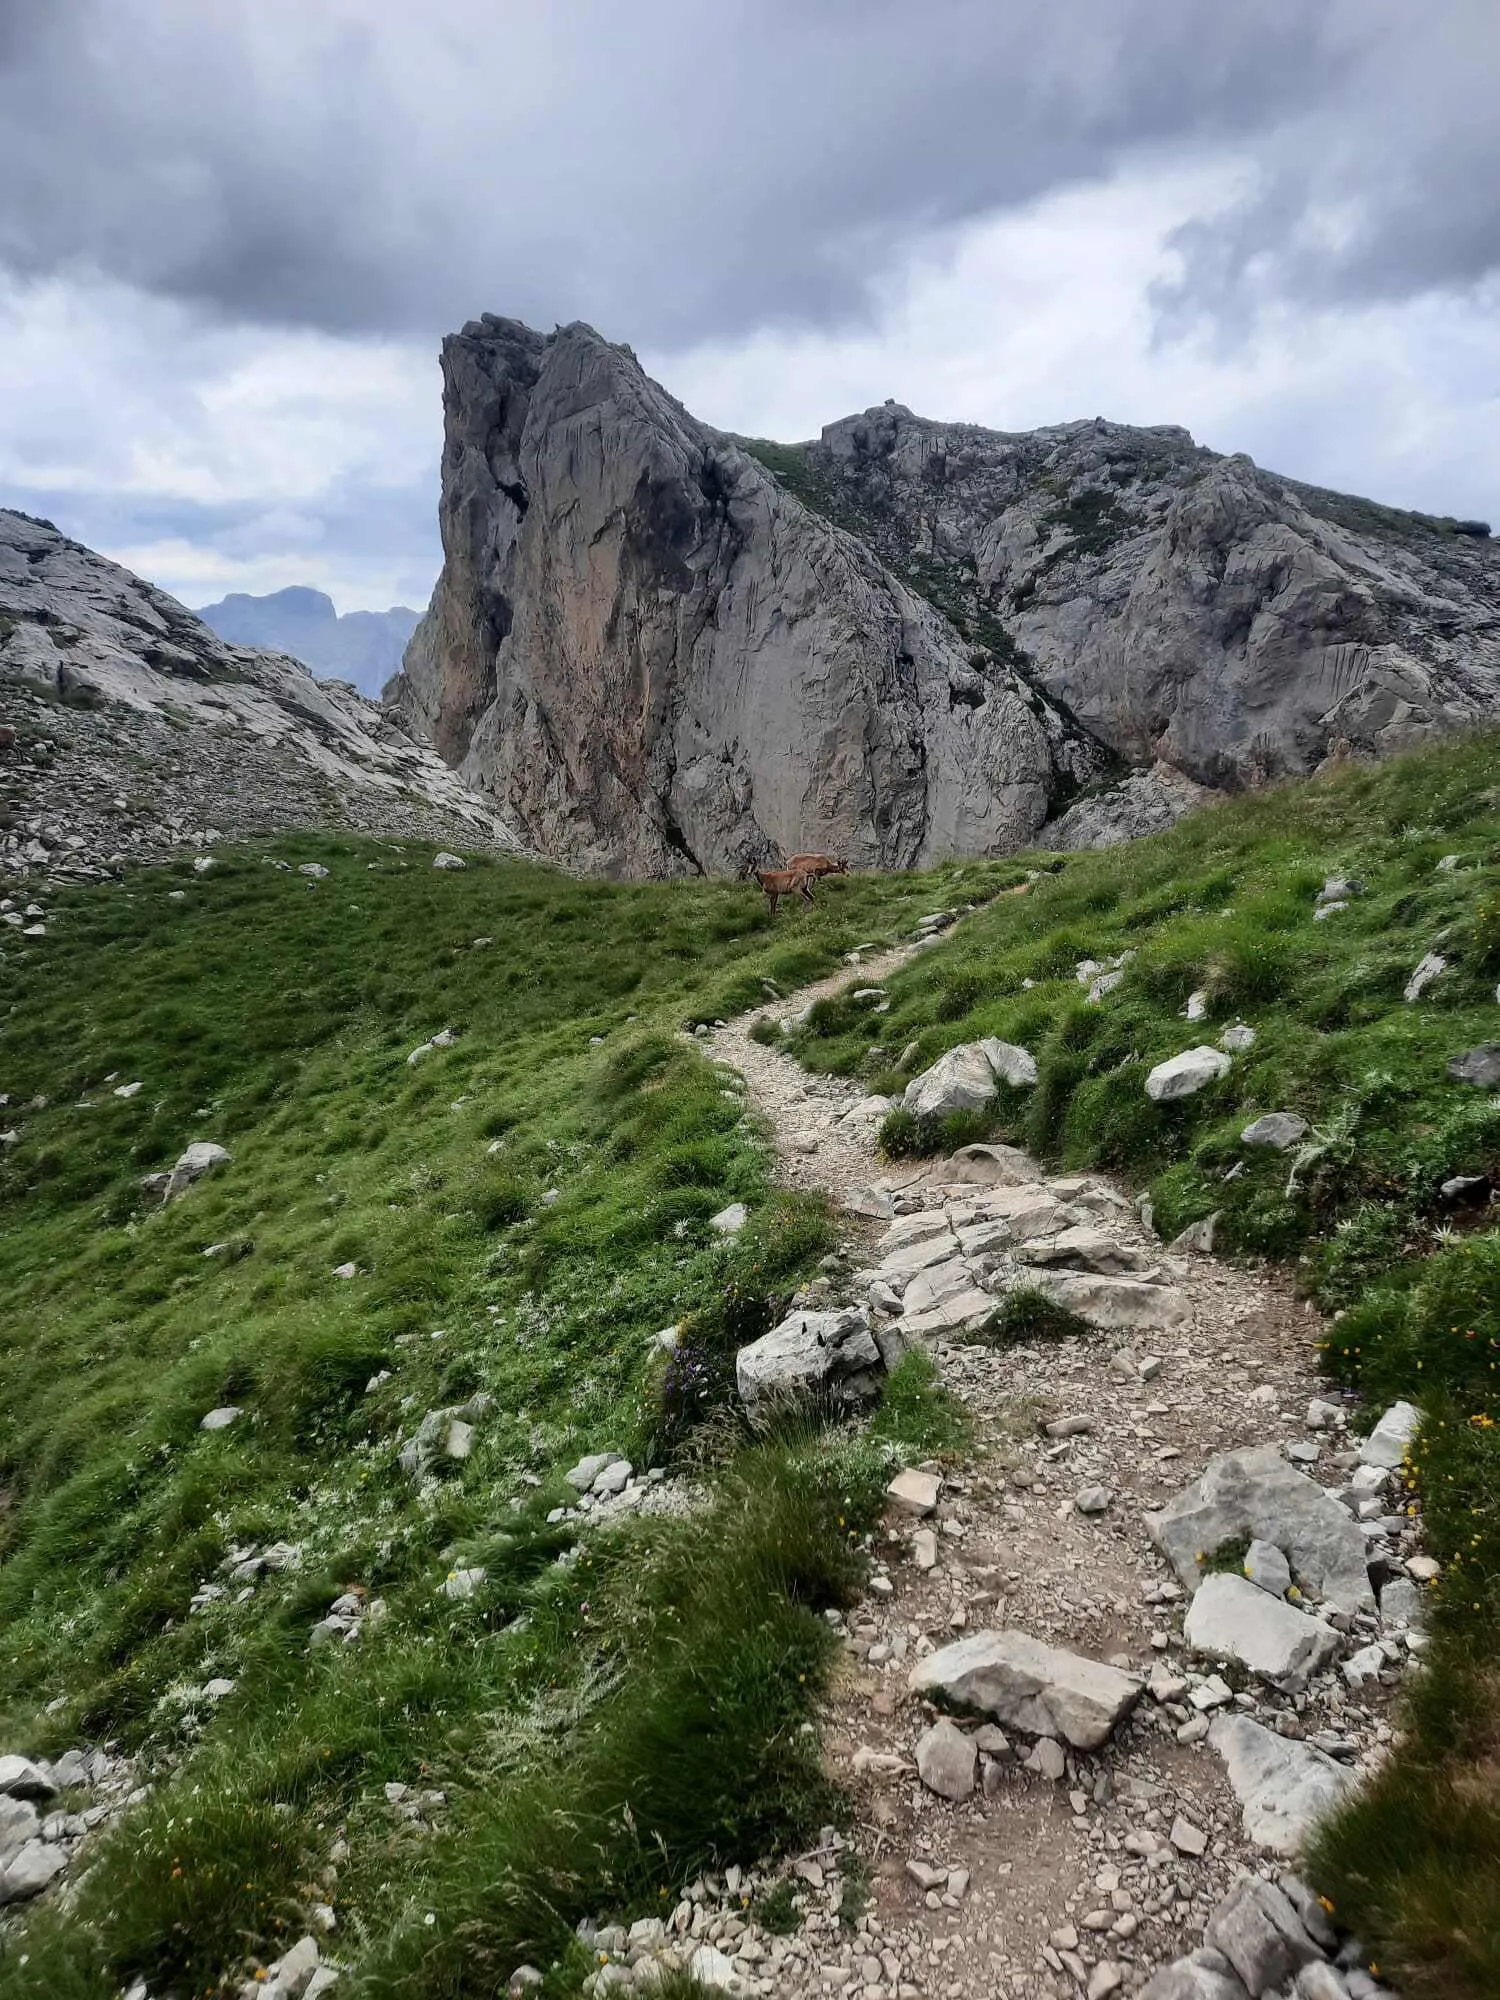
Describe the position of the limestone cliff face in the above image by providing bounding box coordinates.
[391,319,1098,877]
[393,316,1500,876]
[796,404,1500,787]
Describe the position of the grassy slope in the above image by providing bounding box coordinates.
[780,733,1500,1999]
[0,839,993,1998]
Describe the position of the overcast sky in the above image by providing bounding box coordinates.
[0,0,1496,613]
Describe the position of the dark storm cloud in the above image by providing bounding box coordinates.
[0,0,1366,346]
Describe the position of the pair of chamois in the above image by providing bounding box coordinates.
[748,851,847,916]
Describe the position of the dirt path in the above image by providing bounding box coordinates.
[691,952,1398,2000]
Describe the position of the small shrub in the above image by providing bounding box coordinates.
[755,1881,802,1935]
[975,1287,1088,1345]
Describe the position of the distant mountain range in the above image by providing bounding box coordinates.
[195,586,420,698]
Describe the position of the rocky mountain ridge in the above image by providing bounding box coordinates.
[195,586,421,700]
[0,509,522,888]
[390,314,1499,877]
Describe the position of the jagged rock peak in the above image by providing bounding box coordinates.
[391,313,1500,879]
[389,318,1102,878]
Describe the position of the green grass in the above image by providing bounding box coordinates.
[5,733,1500,1994]
[0,837,1007,1995]
[783,729,1500,1997]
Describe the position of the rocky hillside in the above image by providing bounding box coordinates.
[0,510,522,887]
[195,587,421,700]
[390,315,1500,877]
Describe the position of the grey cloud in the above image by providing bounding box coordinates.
[0,0,1344,345]
[1156,0,1500,326]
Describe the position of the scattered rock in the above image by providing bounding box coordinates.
[1241,1112,1308,1151]
[909,1629,1142,1749]
[1205,1875,1322,1996]
[1169,1213,1220,1256]
[199,1406,243,1432]
[914,1718,977,1800]
[736,1307,887,1427]
[944,1142,1042,1186]
[1242,1539,1292,1597]
[1448,1044,1500,1087]
[1403,952,1446,1003]
[887,1468,941,1517]
[710,1202,748,1235]
[1144,1047,1232,1102]
[1358,1400,1419,1469]
[0,1757,55,1802]
[432,851,467,869]
[161,1140,231,1201]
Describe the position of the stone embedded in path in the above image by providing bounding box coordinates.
[1206,1876,1323,1996]
[844,1185,896,1220]
[1146,1445,1376,1614]
[1145,1046,1232,1101]
[1243,1539,1292,1597]
[914,1717,977,1800]
[887,1468,941,1516]
[899,1287,998,1342]
[736,1307,885,1427]
[902,1038,1036,1119]
[1242,1112,1308,1150]
[1139,1960,1254,2000]
[943,1142,1042,1187]
[1026,1271,1192,1333]
[1358,1399,1419,1469]
[899,1256,976,1319]
[1184,1572,1341,1692]
[1016,1223,1150,1274]
[1208,1713,1356,1856]
[909,1629,1142,1750]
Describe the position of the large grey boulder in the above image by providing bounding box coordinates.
[902,1039,1036,1120]
[736,1307,885,1426]
[1184,1573,1341,1692]
[1146,1446,1376,1614]
[1205,1877,1323,1996]
[0,1796,40,1862]
[1145,1047,1233,1102]
[908,1628,1142,1749]
[1209,1714,1356,1856]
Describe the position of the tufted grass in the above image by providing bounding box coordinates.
[0,836,988,1994]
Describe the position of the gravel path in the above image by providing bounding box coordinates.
[676,948,1408,2000]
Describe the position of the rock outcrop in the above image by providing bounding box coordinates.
[392,315,1500,878]
[390,319,1103,877]
[0,509,522,889]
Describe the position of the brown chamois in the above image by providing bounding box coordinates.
[785,852,848,880]
[752,866,816,917]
